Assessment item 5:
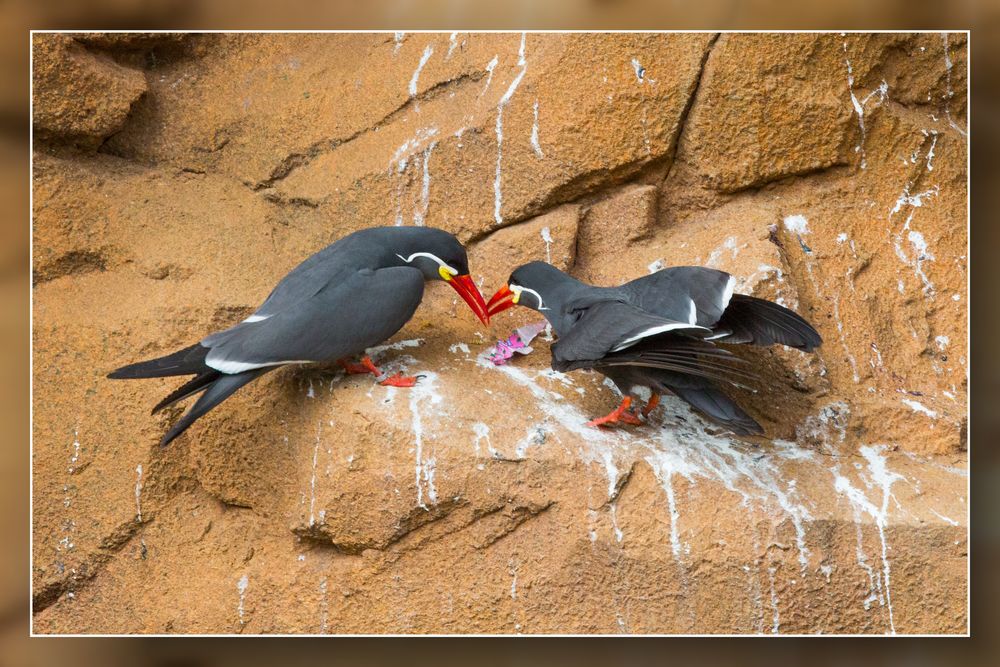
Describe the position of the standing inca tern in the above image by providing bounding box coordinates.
[109,226,490,446]
[485,261,822,435]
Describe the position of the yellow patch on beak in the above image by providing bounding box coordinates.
[510,285,522,304]
[438,265,454,281]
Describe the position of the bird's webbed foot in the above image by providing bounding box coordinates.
[378,373,422,387]
[339,356,381,375]
[339,356,422,388]
[586,396,643,428]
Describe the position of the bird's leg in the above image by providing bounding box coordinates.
[641,392,661,418]
[586,396,643,428]
[339,357,420,387]
[619,404,643,425]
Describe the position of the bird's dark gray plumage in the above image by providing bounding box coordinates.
[109,226,489,446]
[486,261,822,435]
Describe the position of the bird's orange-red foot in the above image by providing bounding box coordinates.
[339,356,381,375]
[641,392,661,418]
[379,373,419,387]
[618,408,643,425]
[339,357,420,387]
[586,396,643,428]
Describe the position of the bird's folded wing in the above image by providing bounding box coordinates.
[202,246,357,344]
[710,294,823,351]
[550,300,709,370]
[204,267,424,374]
[621,266,736,328]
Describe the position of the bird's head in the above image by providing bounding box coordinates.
[393,228,489,325]
[486,261,565,317]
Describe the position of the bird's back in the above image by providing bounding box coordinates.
[620,266,735,328]
[254,229,396,317]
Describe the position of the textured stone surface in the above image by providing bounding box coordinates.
[470,204,580,285]
[32,32,967,634]
[32,35,147,150]
[681,33,854,192]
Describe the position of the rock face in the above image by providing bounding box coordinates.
[32,33,968,634]
[32,35,148,150]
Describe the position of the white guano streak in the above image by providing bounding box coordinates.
[388,128,439,226]
[413,141,438,226]
[644,448,698,560]
[494,34,528,225]
[902,398,937,419]
[631,58,645,82]
[480,56,499,96]
[309,423,321,525]
[786,214,859,384]
[941,33,967,136]
[410,371,442,509]
[530,100,544,158]
[832,446,902,634]
[782,215,809,235]
[889,143,940,296]
[540,226,552,262]
[69,428,80,473]
[768,566,780,634]
[472,422,490,457]
[134,464,143,523]
[861,445,903,635]
[841,37,888,169]
[236,574,249,625]
[409,44,433,97]
[319,577,329,633]
[367,337,423,357]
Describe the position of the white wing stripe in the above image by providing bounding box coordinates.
[720,275,736,311]
[207,358,312,374]
[688,298,697,325]
[243,314,269,323]
[610,322,710,352]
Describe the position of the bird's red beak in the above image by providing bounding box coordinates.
[486,284,516,317]
[449,274,490,325]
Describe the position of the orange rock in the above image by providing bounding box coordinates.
[32,35,147,150]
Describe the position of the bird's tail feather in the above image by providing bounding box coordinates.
[668,384,763,436]
[159,369,267,447]
[108,343,210,379]
[151,370,222,414]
